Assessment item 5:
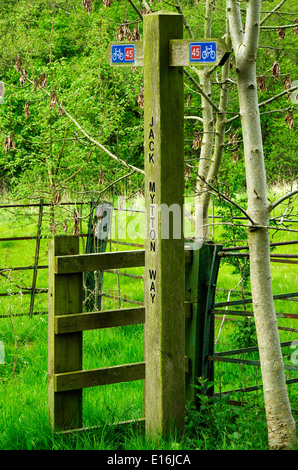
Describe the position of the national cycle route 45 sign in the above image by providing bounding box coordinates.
[106,42,143,67]
[106,39,229,69]
[189,41,217,63]
[111,44,135,64]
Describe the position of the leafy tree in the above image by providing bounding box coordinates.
[0,0,297,448]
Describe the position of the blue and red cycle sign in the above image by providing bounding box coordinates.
[111,44,135,64]
[189,42,217,63]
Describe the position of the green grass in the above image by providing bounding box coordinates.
[0,189,297,450]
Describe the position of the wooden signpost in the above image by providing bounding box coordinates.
[48,13,228,434]
[143,12,185,438]
[106,11,230,438]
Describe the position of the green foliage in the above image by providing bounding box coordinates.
[0,0,145,199]
[0,0,296,202]
[228,317,258,349]
[185,379,268,450]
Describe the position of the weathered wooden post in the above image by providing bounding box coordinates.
[143,12,185,437]
[48,236,83,430]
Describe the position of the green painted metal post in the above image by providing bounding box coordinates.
[185,246,200,405]
[143,12,185,437]
[185,243,211,405]
[201,244,222,396]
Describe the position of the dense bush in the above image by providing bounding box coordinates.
[0,0,296,201]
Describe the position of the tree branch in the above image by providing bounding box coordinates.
[184,115,204,123]
[227,0,244,51]
[61,148,94,184]
[195,171,256,225]
[23,73,145,176]
[68,171,136,222]
[269,189,298,212]
[259,107,296,116]
[260,23,297,29]
[58,104,144,175]
[126,0,144,21]
[174,0,194,39]
[184,68,221,113]
[141,0,151,13]
[260,0,287,26]
[259,85,298,108]
[225,84,298,124]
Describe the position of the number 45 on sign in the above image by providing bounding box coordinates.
[111,44,135,64]
[106,38,229,68]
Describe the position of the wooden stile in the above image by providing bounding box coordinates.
[48,10,228,435]
[48,238,219,432]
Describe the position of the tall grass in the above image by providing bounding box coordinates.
[0,189,297,450]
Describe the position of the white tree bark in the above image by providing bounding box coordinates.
[227,0,296,450]
[195,68,214,238]
[197,27,231,239]
[194,0,215,240]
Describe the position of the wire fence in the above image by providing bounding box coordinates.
[0,199,297,415]
[0,200,297,318]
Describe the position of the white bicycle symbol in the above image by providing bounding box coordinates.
[112,48,124,61]
[202,45,216,60]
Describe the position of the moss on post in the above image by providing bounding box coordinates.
[143,11,185,438]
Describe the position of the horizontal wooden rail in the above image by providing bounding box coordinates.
[55,303,193,334]
[55,248,193,274]
[54,356,191,392]
[55,307,145,333]
[55,249,145,274]
[54,362,146,392]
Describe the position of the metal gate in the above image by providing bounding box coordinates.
[204,241,298,407]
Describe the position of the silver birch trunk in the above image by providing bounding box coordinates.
[195,68,214,240]
[227,0,296,449]
[197,29,231,239]
[194,0,214,240]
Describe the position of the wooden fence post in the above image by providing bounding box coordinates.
[143,12,185,438]
[84,202,113,311]
[29,198,43,317]
[48,235,83,430]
